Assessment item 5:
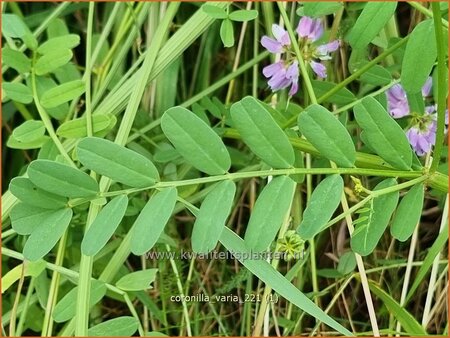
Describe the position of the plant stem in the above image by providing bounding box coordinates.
[430,3,447,173]
[409,2,449,28]
[85,2,95,137]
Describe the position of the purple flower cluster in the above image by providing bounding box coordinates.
[261,17,340,96]
[387,77,448,156]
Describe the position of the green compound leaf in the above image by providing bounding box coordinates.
[53,279,106,323]
[9,177,68,209]
[81,195,128,256]
[34,49,73,76]
[391,183,424,242]
[351,178,399,256]
[40,79,85,108]
[229,10,258,22]
[27,159,99,198]
[401,19,437,93]
[219,227,353,336]
[220,19,235,47]
[192,180,236,254]
[37,34,80,54]
[297,175,344,240]
[346,2,397,50]
[161,106,231,175]
[10,203,59,235]
[23,208,73,261]
[88,317,139,337]
[56,113,116,139]
[230,96,295,169]
[2,82,33,104]
[131,187,178,255]
[303,2,343,17]
[12,120,45,143]
[244,176,296,252]
[201,4,228,19]
[298,105,356,168]
[116,269,158,291]
[354,97,412,170]
[2,47,31,74]
[77,137,160,187]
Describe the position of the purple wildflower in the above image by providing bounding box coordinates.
[261,24,290,53]
[297,17,323,42]
[263,61,299,95]
[406,120,437,156]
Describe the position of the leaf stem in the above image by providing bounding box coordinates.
[85,2,95,137]
[430,3,447,173]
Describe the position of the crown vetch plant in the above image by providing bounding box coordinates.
[1,2,448,337]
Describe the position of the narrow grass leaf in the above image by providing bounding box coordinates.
[88,317,139,336]
[351,178,399,256]
[346,2,397,49]
[56,114,116,139]
[23,208,73,261]
[81,195,128,256]
[35,49,73,75]
[12,120,45,143]
[297,175,344,239]
[220,227,353,336]
[354,97,412,170]
[27,159,99,198]
[230,96,295,168]
[161,106,231,175]
[53,280,106,323]
[298,105,356,168]
[77,137,159,187]
[245,176,296,251]
[40,79,85,108]
[192,180,236,253]
[368,281,427,335]
[2,47,31,74]
[2,82,33,104]
[116,269,158,291]
[37,34,80,54]
[390,183,424,242]
[9,177,68,209]
[401,20,437,93]
[131,187,178,255]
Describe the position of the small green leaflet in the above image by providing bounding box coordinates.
[353,97,412,170]
[230,96,295,169]
[2,82,33,104]
[298,105,356,168]
[81,195,128,256]
[2,13,38,50]
[57,113,116,139]
[12,120,45,143]
[2,47,31,74]
[368,281,427,335]
[131,188,178,255]
[116,269,158,291]
[302,2,343,17]
[9,177,68,209]
[23,208,73,261]
[37,34,80,54]
[7,134,49,150]
[391,183,424,242]
[297,175,344,239]
[219,227,353,336]
[337,252,357,275]
[161,106,231,175]
[34,49,73,76]
[313,81,356,105]
[228,10,258,22]
[351,178,399,256]
[401,20,437,93]
[53,280,106,323]
[202,4,228,19]
[346,2,397,50]
[88,317,139,336]
[27,159,99,198]
[359,65,392,86]
[220,19,234,47]
[40,80,85,108]
[192,180,236,254]
[244,176,296,251]
[77,137,159,187]
[10,203,61,234]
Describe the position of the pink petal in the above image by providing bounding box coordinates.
[310,61,327,78]
[261,36,283,53]
[421,76,433,97]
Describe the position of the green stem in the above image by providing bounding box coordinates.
[85,2,95,137]
[409,2,449,28]
[277,3,317,104]
[430,3,447,173]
